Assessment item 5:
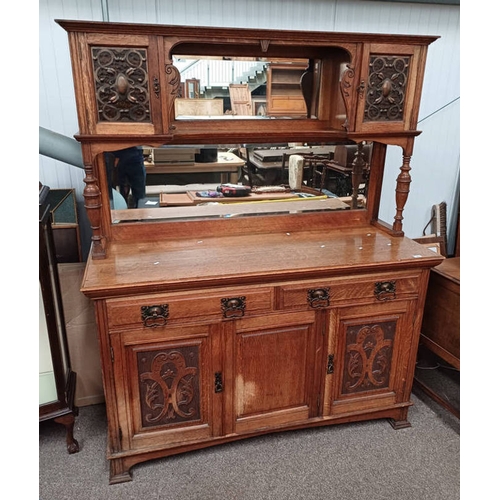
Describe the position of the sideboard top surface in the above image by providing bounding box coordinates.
[81,226,443,298]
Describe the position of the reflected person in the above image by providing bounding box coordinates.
[106,146,146,208]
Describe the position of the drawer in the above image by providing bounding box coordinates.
[106,286,274,330]
[277,273,421,310]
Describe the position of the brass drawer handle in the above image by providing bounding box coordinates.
[374,281,396,301]
[307,287,330,308]
[141,304,169,327]
[221,297,246,318]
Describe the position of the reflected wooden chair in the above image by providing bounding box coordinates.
[240,147,266,187]
[281,151,333,191]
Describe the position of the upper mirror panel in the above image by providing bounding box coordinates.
[172,55,321,120]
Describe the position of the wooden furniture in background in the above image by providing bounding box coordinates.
[266,62,308,117]
[57,20,440,483]
[414,257,460,417]
[229,84,253,115]
[46,188,81,263]
[420,257,460,369]
[184,78,200,98]
[145,151,244,183]
[39,185,79,454]
[174,98,223,117]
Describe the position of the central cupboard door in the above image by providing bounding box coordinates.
[227,311,322,435]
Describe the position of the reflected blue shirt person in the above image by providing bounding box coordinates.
[106,146,146,208]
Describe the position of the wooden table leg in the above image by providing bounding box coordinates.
[54,412,80,454]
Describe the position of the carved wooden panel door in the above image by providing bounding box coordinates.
[354,44,424,133]
[323,300,418,416]
[77,33,164,135]
[111,323,222,453]
[225,311,321,435]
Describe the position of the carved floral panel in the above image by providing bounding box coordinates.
[137,346,201,428]
[364,55,410,122]
[92,46,152,123]
[341,320,396,395]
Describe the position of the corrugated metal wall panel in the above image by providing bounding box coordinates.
[39,0,459,241]
[381,98,460,240]
[39,0,103,196]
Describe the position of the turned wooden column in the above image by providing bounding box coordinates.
[82,153,106,259]
[392,153,412,236]
[351,142,366,209]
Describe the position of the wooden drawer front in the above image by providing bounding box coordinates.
[269,97,307,114]
[277,274,420,310]
[106,287,274,330]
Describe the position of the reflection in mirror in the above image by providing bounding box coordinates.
[172,56,321,119]
[105,141,373,224]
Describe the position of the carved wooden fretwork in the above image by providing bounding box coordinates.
[364,55,410,122]
[138,347,200,428]
[340,64,355,130]
[342,321,395,394]
[165,63,181,130]
[92,47,151,123]
[300,59,315,118]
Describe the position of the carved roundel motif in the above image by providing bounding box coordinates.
[364,55,410,122]
[92,46,151,123]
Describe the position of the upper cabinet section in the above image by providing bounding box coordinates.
[56,20,438,143]
[353,43,427,134]
[65,30,164,136]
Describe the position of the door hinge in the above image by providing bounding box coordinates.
[110,346,114,363]
[327,354,334,374]
[118,426,123,444]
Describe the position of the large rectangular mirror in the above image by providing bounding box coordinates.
[103,141,373,224]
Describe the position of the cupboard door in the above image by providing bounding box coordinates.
[76,33,163,135]
[111,324,222,452]
[323,300,418,416]
[227,311,321,435]
[354,43,425,133]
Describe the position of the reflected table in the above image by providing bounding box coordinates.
[145,152,244,184]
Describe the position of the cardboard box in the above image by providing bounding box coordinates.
[58,263,104,406]
[152,147,197,164]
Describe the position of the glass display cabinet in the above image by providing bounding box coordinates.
[39,184,79,454]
